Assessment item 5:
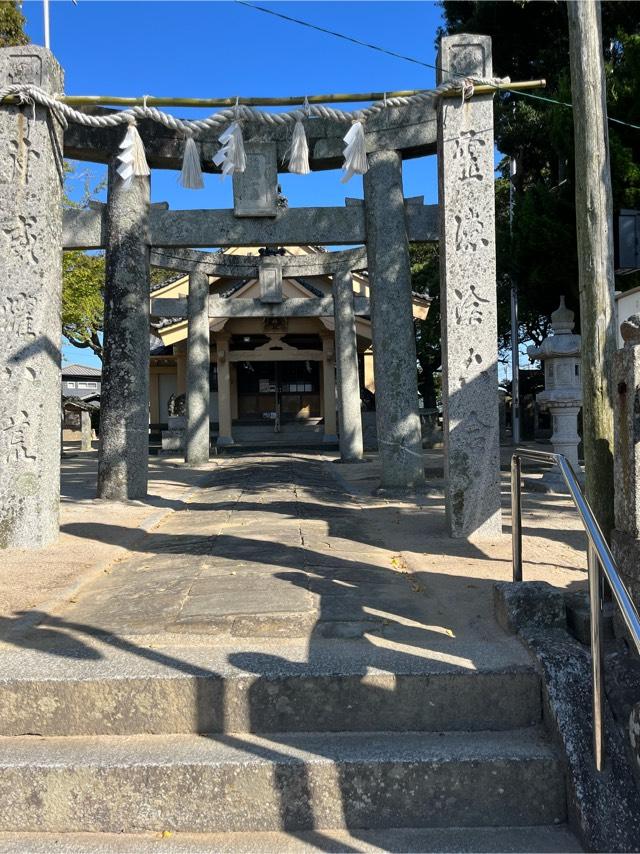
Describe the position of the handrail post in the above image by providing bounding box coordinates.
[512,454,523,582]
[588,541,605,772]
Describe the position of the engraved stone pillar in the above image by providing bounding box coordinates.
[185,270,210,465]
[80,410,92,453]
[97,159,150,500]
[216,333,234,447]
[437,34,502,537]
[0,47,64,548]
[363,150,424,489]
[333,269,363,461]
[321,334,338,442]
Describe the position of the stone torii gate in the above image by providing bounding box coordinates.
[148,246,371,465]
[0,33,501,549]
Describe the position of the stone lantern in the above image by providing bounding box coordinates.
[527,296,583,490]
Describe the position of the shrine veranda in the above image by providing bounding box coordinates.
[0,33,503,549]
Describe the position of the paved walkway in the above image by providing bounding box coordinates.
[2,451,587,663]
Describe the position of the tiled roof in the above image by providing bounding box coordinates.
[61,363,102,378]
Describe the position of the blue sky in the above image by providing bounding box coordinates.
[22,1,447,365]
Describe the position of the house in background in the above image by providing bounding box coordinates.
[61,364,102,443]
[61,363,102,398]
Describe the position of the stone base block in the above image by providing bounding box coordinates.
[216,436,235,448]
[161,430,183,452]
[611,529,640,609]
[564,592,615,646]
[493,582,566,635]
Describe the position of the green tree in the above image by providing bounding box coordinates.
[435,0,640,346]
[62,249,105,358]
[0,1,28,48]
[61,165,181,360]
[62,164,106,359]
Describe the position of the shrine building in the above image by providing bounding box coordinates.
[149,245,431,448]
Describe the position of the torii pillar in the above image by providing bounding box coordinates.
[185,269,211,465]
[0,47,64,548]
[97,158,151,499]
[333,269,364,462]
[364,150,424,489]
[437,34,502,538]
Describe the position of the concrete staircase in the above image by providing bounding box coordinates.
[0,642,582,852]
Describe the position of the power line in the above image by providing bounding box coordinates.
[236,0,640,133]
[511,87,640,131]
[234,1,440,73]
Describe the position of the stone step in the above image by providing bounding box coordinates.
[0,825,584,852]
[0,728,566,833]
[0,663,541,736]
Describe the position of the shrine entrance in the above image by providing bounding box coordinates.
[236,359,321,423]
[0,31,520,546]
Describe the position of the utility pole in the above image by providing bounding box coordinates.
[567,0,617,538]
[509,156,520,445]
[43,0,50,49]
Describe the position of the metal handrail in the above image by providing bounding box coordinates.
[511,448,640,772]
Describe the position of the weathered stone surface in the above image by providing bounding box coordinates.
[495,577,640,852]
[233,141,278,217]
[97,161,150,500]
[437,34,502,537]
[216,333,233,446]
[333,270,363,462]
[520,626,640,853]
[611,529,640,608]
[79,409,92,452]
[0,729,565,833]
[364,149,424,489]
[613,343,640,537]
[206,296,370,319]
[0,665,541,737]
[0,47,64,548]
[0,825,585,853]
[258,255,283,303]
[494,582,566,634]
[629,701,640,780]
[150,245,369,277]
[64,203,439,250]
[185,270,210,465]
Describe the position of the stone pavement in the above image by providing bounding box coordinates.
[11,450,586,651]
[0,451,586,852]
[0,449,217,629]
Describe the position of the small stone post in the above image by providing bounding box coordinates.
[185,270,210,465]
[437,34,502,537]
[611,317,640,605]
[216,333,234,447]
[321,333,338,442]
[333,269,363,461]
[80,410,92,452]
[363,150,424,489]
[97,159,150,500]
[612,317,640,776]
[0,47,64,548]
